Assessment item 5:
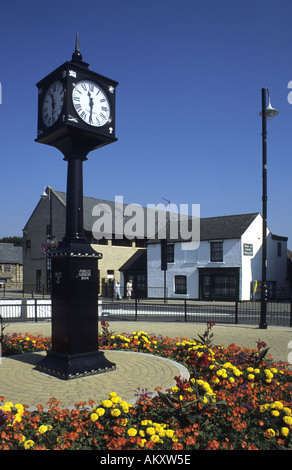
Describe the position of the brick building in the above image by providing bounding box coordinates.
[0,243,23,289]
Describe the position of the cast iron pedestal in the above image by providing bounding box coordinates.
[35,241,115,380]
[35,155,116,379]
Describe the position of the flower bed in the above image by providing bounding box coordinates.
[0,322,291,450]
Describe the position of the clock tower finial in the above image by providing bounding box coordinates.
[72,32,82,61]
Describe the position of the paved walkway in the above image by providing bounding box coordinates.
[1,320,291,410]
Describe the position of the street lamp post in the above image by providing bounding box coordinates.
[259,88,278,329]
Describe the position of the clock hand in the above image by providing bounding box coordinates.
[88,91,94,123]
[49,91,55,118]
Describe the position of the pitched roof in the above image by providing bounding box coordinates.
[119,249,147,272]
[200,213,259,241]
[52,189,167,238]
[0,243,23,264]
[46,188,261,242]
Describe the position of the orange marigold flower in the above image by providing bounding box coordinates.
[184,436,196,445]
[172,442,184,450]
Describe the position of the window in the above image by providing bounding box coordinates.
[167,243,174,263]
[175,275,187,294]
[210,242,223,262]
[4,265,11,272]
[277,242,282,257]
[214,274,236,298]
[36,270,42,293]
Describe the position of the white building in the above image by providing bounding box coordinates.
[147,213,289,301]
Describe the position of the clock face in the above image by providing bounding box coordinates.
[72,80,111,127]
[42,81,64,127]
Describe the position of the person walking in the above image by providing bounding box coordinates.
[114,280,121,300]
[126,280,133,300]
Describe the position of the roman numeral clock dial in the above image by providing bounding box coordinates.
[42,81,64,127]
[72,80,111,127]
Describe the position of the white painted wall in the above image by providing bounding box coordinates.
[147,213,289,300]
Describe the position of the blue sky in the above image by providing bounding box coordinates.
[1,0,292,248]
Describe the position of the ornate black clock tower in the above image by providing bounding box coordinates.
[34,35,117,379]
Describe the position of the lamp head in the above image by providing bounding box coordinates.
[260,89,279,120]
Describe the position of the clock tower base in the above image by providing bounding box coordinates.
[35,240,116,380]
[35,350,116,380]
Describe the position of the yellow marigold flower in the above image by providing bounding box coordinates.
[271,368,278,374]
[101,400,113,408]
[229,377,235,383]
[90,413,99,422]
[283,416,292,425]
[248,374,255,381]
[96,408,105,417]
[246,367,254,372]
[284,407,292,416]
[254,369,260,374]
[166,429,174,438]
[139,430,145,438]
[111,396,121,404]
[150,434,161,443]
[127,428,137,437]
[271,410,280,417]
[273,401,283,410]
[281,427,290,437]
[38,425,48,434]
[146,427,156,436]
[140,439,146,447]
[24,440,35,450]
[171,386,179,392]
[0,404,12,412]
[14,414,22,423]
[111,409,121,417]
[266,429,276,438]
[15,404,24,414]
[109,392,117,398]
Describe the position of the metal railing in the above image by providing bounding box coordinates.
[0,298,291,327]
[101,298,292,327]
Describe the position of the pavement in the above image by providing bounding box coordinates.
[1,320,292,411]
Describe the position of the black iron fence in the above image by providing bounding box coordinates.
[1,298,291,327]
[101,299,292,327]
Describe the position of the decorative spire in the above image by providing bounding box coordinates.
[72,33,83,61]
